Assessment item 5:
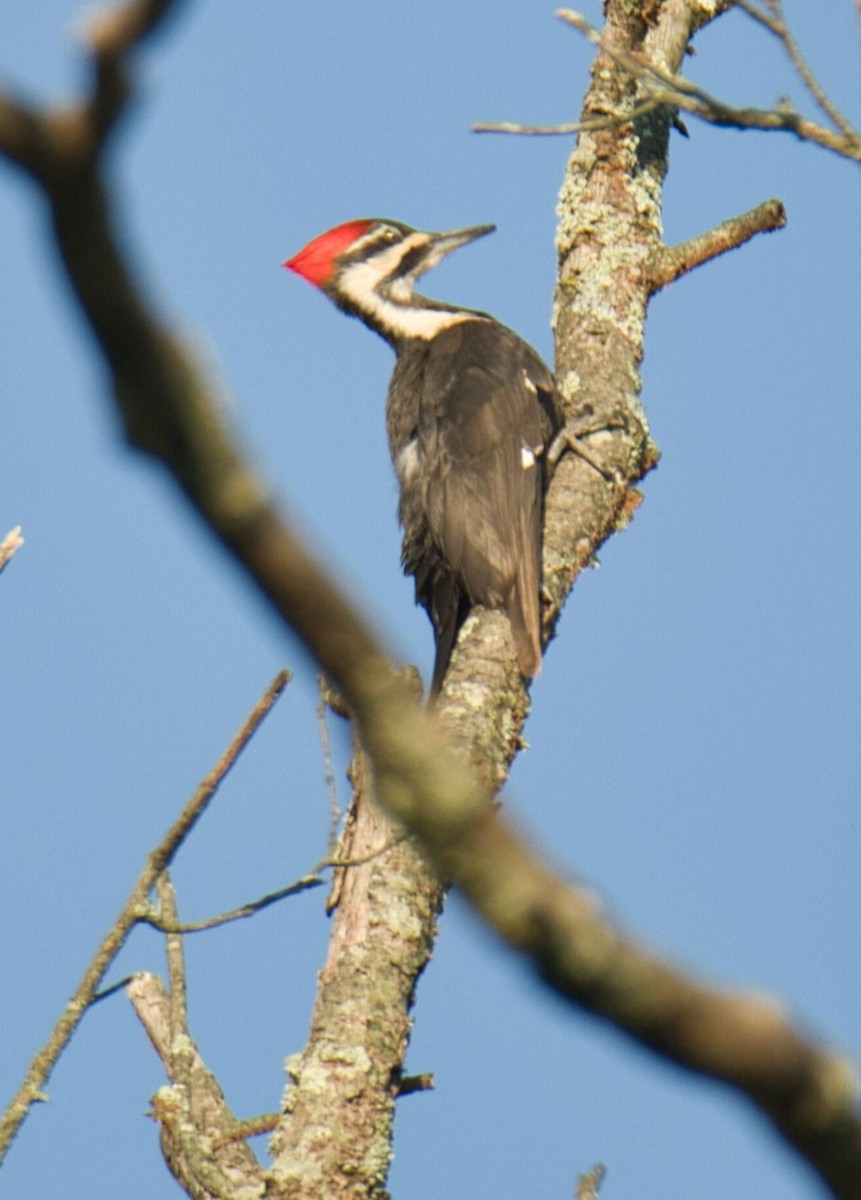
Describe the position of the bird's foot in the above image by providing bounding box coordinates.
[547,420,623,483]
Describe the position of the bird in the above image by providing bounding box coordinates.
[284,219,560,695]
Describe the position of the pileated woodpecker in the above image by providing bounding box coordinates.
[285,219,560,693]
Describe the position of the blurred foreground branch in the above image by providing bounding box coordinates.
[0,526,24,574]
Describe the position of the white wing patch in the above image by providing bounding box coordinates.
[521,444,537,470]
[396,438,421,484]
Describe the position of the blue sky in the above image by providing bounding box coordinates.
[2,3,859,1197]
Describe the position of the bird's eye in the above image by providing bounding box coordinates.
[380,226,400,242]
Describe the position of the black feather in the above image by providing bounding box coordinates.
[388,318,559,692]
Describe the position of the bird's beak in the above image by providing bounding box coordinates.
[427,224,496,257]
[408,224,495,280]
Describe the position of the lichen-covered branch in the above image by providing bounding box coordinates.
[129,972,264,1200]
[128,876,264,1200]
[269,727,443,1200]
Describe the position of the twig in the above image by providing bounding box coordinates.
[85,0,184,56]
[735,0,857,138]
[156,873,188,1039]
[0,526,24,574]
[555,8,861,163]
[137,838,405,935]
[0,671,289,1163]
[92,974,138,1003]
[649,198,787,292]
[397,1073,435,1097]
[474,98,661,136]
[140,873,324,933]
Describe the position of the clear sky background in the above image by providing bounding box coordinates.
[2,3,859,1198]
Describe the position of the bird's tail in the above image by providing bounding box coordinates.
[508,555,542,678]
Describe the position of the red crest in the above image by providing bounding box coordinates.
[283,220,374,288]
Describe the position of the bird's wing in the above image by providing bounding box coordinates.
[418,321,555,674]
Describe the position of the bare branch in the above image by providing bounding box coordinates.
[474,98,662,136]
[0,526,24,574]
[735,0,858,137]
[396,1073,435,1097]
[650,198,787,292]
[0,671,289,1162]
[556,8,861,163]
[129,973,263,1200]
[0,0,186,180]
[155,873,188,1039]
[84,0,185,56]
[140,874,324,934]
[407,801,861,1198]
[82,0,188,148]
[0,91,50,177]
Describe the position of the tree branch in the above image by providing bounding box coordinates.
[139,874,325,934]
[555,7,861,163]
[734,0,858,138]
[129,971,264,1200]
[649,198,787,292]
[474,97,663,136]
[270,693,444,1200]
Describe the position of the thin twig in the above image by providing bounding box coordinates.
[137,837,405,935]
[556,8,861,163]
[156,873,188,1038]
[735,0,857,137]
[733,0,783,36]
[92,974,138,1003]
[0,671,289,1163]
[140,873,324,933]
[474,98,661,136]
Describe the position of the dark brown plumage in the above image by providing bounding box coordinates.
[389,319,557,690]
